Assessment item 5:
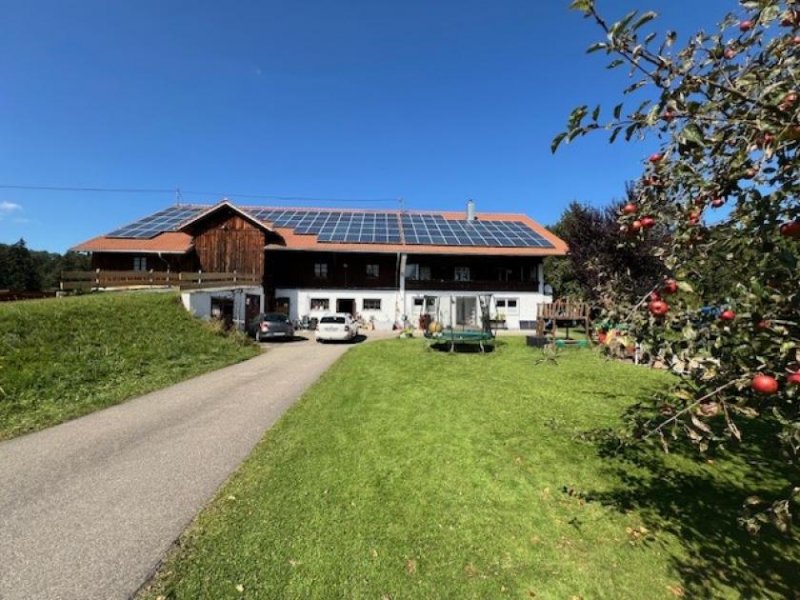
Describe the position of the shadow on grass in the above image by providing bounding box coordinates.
[586,420,799,599]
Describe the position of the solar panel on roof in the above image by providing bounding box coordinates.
[107,204,551,248]
[108,206,206,238]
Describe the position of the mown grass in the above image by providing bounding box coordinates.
[142,338,798,599]
[0,292,260,440]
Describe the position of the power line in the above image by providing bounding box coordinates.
[0,184,400,204]
[0,184,173,193]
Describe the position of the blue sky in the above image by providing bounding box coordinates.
[0,0,736,252]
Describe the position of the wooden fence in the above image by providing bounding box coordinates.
[60,270,260,291]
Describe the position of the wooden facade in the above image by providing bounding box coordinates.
[190,211,269,275]
[268,250,541,292]
[90,252,195,272]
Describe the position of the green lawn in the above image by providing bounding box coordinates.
[0,292,259,440]
[141,338,798,599]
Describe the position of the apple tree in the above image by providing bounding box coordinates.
[555,0,799,533]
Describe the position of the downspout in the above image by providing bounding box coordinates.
[398,252,408,327]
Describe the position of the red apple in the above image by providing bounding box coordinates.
[662,279,679,295]
[794,35,800,45]
[711,198,725,208]
[631,220,643,232]
[787,372,800,386]
[641,216,656,229]
[756,319,771,331]
[650,291,662,302]
[649,300,669,317]
[622,202,637,215]
[720,309,736,321]
[724,47,737,60]
[780,220,800,240]
[743,167,758,179]
[739,20,754,32]
[751,374,779,395]
[662,110,676,122]
[783,92,798,106]
[648,152,664,163]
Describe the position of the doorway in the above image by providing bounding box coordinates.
[336,298,355,316]
[455,296,478,326]
[211,296,234,329]
[275,296,290,316]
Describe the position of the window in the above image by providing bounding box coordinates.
[496,298,519,316]
[413,297,424,307]
[366,264,380,278]
[363,298,381,311]
[310,298,329,311]
[133,256,147,271]
[314,263,328,279]
[496,268,512,282]
[454,266,471,281]
[405,264,431,280]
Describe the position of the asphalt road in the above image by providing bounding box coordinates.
[0,334,375,600]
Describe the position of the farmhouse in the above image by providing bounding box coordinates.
[73,200,567,330]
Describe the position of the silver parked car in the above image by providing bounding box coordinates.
[248,312,295,342]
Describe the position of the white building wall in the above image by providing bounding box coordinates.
[276,288,400,331]
[275,287,552,331]
[402,290,551,330]
[180,286,264,330]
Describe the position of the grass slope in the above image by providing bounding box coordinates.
[0,292,259,440]
[143,339,798,600]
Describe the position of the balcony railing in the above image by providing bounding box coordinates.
[405,279,540,292]
[60,270,260,291]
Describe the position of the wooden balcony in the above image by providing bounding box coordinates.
[61,270,260,292]
[405,279,540,292]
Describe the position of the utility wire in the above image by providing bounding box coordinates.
[0,184,400,204]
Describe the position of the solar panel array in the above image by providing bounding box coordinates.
[107,204,553,248]
[245,208,402,243]
[107,206,205,238]
[401,214,551,247]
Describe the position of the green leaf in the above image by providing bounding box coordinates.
[551,132,567,154]
[587,42,607,53]
[677,281,695,293]
[633,11,658,30]
[613,103,623,119]
[569,0,592,13]
[681,123,706,146]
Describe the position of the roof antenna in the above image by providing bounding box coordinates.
[175,187,184,206]
[398,196,405,213]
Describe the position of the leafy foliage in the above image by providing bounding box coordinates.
[0,239,90,291]
[556,0,800,533]
[544,192,666,303]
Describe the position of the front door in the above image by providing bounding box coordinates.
[336,298,355,316]
[455,296,477,326]
[275,296,290,316]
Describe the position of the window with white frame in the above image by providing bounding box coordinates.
[133,256,147,271]
[454,266,471,281]
[495,298,519,316]
[366,264,380,278]
[362,298,381,311]
[314,263,328,279]
[310,298,329,311]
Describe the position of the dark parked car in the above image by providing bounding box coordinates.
[248,312,295,342]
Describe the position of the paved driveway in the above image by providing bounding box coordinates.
[0,333,386,600]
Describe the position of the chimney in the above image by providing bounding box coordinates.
[466,199,476,222]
